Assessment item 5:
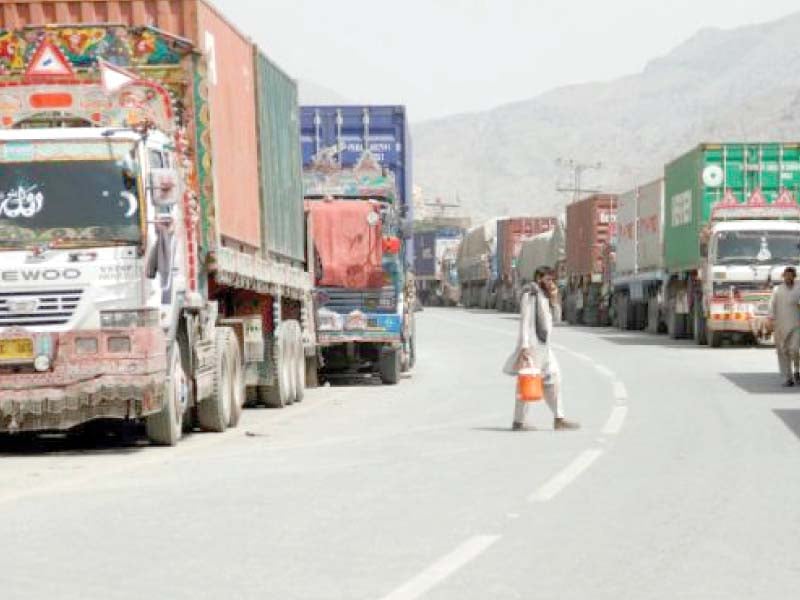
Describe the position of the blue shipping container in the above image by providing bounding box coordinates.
[300,105,412,215]
[300,105,413,268]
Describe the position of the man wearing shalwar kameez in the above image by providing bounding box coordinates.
[769,267,800,387]
[503,267,580,431]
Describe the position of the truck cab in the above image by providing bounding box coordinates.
[702,215,800,346]
[0,125,188,435]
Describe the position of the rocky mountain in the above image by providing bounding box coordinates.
[298,80,353,106]
[412,12,800,221]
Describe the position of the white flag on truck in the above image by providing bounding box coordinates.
[99,60,138,94]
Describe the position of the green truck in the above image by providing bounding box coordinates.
[662,143,800,346]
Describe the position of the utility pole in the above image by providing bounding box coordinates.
[556,159,603,203]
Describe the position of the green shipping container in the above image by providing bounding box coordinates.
[254,50,306,263]
[664,143,800,273]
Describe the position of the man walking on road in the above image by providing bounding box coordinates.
[769,266,800,387]
[503,267,580,431]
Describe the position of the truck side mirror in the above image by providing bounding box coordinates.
[700,241,708,258]
[149,168,180,207]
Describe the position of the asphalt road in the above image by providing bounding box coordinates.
[2,307,800,599]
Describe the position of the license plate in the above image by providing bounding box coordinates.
[0,338,33,361]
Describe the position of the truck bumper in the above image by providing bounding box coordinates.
[707,315,770,336]
[0,328,167,433]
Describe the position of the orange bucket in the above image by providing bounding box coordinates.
[517,367,544,402]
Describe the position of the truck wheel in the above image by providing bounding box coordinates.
[262,323,293,408]
[693,309,708,346]
[224,329,245,428]
[290,322,305,403]
[667,307,684,339]
[710,331,723,348]
[305,354,320,388]
[401,313,416,372]
[146,344,186,446]
[197,328,234,432]
[379,347,400,385]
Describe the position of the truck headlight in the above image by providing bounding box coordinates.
[101,309,159,329]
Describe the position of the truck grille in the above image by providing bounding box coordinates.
[0,289,83,328]
[317,287,398,314]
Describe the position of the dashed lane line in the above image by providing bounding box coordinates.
[613,381,629,402]
[602,406,629,436]
[528,448,605,502]
[380,535,501,600]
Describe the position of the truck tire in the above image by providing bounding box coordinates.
[146,344,186,446]
[262,323,293,408]
[693,308,708,346]
[197,328,235,432]
[224,329,246,428]
[401,313,416,373]
[618,295,629,330]
[710,331,724,348]
[667,307,685,340]
[305,354,320,389]
[289,321,305,403]
[379,347,400,385]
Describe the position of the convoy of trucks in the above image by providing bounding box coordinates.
[0,1,798,450]
[456,143,800,351]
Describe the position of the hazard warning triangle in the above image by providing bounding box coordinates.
[24,40,75,81]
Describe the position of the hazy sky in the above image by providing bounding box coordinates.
[214,1,799,122]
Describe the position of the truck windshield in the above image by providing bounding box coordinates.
[715,230,800,264]
[0,140,142,249]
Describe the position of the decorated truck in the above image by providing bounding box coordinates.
[0,2,313,442]
[300,106,414,384]
[663,143,800,346]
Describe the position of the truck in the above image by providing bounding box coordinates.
[413,227,463,306]
[514,220,566,309]
[612,180,666,333]
[300,106,414,384]
[663,143,800,346]
[495,217,557,312]
[457,219,497,309]
[564,194,618,326]
[0,2,314,442]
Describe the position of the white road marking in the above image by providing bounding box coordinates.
[380,535,501,600]
[613,380,628,402]
[594,364,616,378]
[602,406,629,436]
[528,448,604,502]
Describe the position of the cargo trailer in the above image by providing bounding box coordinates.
[564,194,618,326]
[612,179,666,333]
[0,1,313,442]
[495,217,557,312]
[457,220,497,309]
